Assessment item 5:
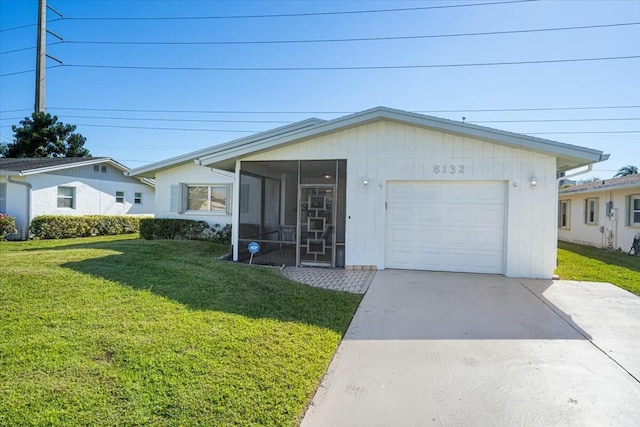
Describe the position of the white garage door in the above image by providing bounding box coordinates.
[386,181,506,274]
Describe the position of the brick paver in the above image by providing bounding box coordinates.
[283,267,375,294]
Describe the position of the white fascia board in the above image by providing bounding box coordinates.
[15,158,124,176]
[127,118,324,178]
[559,181,640,196]
[198,106,608,168]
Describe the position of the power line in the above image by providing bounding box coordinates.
[0,65,62,78]
[0,115,292,124]
[62,1,535,21]
[0,18,61,33]
[0,23,36,33]
[68,123,639,134]
[526,131,639,135]
[75,123,260,132]
[60,22,640,46]
[2,115,638,125]
[60,55,640,72]
[0,41,62,56]
[471,117,640,124]
[2,105,638,115]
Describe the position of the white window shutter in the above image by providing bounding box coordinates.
[170,185,179,212]
[625,195,631,226]
[180,183,189,214]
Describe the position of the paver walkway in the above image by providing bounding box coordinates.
[283,267,375,294]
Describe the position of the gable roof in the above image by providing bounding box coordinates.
[559,174,640,195]
[0,157,155,187]
[128,106,609,177]
[127,118,325,178]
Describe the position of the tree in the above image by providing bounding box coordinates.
[1,112,90,158]
[577,176,602,184]
[614,165,638,177]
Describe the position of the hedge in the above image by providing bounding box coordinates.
[139,218,231,244]
[0,214,17,239]
[30,215,141,240]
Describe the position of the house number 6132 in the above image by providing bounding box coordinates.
[434,165,465,174]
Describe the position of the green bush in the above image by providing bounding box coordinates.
[30,215,141,239]
[205,223,232,245]
[0,214,17,239]
[139,218,210,240]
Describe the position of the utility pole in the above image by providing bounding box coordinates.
[34,0,46,113]
[34,0,63,114]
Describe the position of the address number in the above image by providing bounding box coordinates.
[434,165,465,174]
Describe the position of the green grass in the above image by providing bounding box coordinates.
[0,235,362,426]
[556,241,640,296]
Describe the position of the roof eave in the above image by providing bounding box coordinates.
[198,107,609,171]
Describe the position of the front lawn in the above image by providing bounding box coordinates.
[0,235,362,426]
[556,241,640,296]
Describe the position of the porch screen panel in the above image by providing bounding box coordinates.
[263,178,280,239]
[239,173,262,239]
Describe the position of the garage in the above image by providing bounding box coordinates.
[386,181,506,274]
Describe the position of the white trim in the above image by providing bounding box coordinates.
[196,107,608,172]
[127,119,324,178]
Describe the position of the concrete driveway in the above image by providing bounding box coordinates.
[301,270,640,427]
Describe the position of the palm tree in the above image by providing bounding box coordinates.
[614,165,638,177]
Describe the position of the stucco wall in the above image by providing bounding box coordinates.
[558,187,640,251]
[154,162,233,226]
[239,119,558,278]
[1,171,154,236]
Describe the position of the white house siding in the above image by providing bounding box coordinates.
[154,162,233,226]
[240,120,558,279]
[1,171,154,236]
[558,188,640,251]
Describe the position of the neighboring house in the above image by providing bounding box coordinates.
[129,106,608,279]
[558,174,640,251]
[0,157,155,238]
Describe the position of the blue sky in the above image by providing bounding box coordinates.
[0,0,638,178]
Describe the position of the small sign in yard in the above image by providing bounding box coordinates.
[248,241,260,264]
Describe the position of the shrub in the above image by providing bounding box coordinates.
[0,214,17,239]
[139,218,210,240]
[199,223,232,245]
[30,215,141,239]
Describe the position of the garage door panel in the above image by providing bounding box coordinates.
[386,181,506,274]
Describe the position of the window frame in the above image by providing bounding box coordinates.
[57,186,75,209]
[558,200,571,229]
[115,191,125,204]
[134,192,143,204]
[186,184,229,214]
[631,195,640,226]
[585,197,598,225]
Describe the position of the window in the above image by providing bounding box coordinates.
[187,185,228,213]
[101,166,107,173]
[57,186,75,209]
[558,200,570,229]
[134,192,142,204]
[116,191,125,203]
[93,165,99,172]
[0,182,6,213]
[632,196,640,226]
[585,198,598,224]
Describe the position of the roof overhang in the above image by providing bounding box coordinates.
[195,107,609,173]
[127,118,325,178]
[0,157,129,176]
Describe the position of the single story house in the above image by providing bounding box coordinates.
[129,106,608,279]
[558,174,640,251]
[0,157,155,238]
